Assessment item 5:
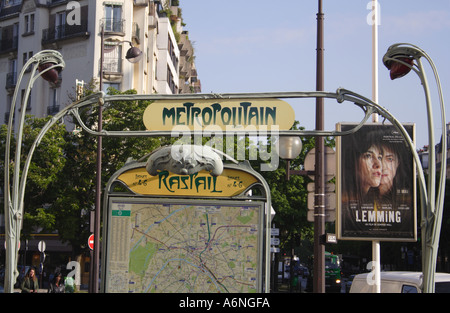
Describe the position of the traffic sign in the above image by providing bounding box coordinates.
[38,240,46,252]
[270,238,280,246]
[88,234,94,250]
[307,192,336,211]
[304,147,336,181]
[307,181,336,222]
[307,210,336,223]
[307,182,335,193]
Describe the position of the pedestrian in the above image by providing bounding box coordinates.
[21,267,39,293]
[48,272,65,293]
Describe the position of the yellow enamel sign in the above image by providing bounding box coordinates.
[117,167,258,197]
[143,98,295,131]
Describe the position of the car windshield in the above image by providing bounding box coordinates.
[435,282,450,293]
[325,257,339,269]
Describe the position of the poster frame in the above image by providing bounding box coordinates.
[336,122,417,242]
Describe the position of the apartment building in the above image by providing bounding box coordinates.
[0,0,201,131]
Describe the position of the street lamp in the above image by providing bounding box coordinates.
[4,50,65,293]
[279,136,302,160]
[383,43,447,293]
[125,44,143,63]
[278,136,303,181]
[38,62,62,84]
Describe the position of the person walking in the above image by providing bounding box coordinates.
[21,267,39,293]
[48,272,65,293]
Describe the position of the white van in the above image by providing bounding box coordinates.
[349,271,450,293]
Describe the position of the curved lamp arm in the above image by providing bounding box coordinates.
[3,50,64,293]
[383,43,447,293]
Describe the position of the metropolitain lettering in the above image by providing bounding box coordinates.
[162,102,277,127]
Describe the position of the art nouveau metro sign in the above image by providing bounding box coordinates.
[143,99,295,131]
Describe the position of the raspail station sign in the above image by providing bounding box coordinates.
[116,166,258,197]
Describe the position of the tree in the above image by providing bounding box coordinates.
[0,116,67,237]
[48,88,174,254]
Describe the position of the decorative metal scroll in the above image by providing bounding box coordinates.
[146,145,224,177]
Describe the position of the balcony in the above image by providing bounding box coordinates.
[42,20,89,45]
[103,57,122,75]
[4,112,14,124]
[5,72,17,90]
[0,35,18,54]
[133,0,148,6]
[47,105,60,116]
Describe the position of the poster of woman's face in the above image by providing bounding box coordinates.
[337,123,416,241]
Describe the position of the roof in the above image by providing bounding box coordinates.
[354,271,450,284]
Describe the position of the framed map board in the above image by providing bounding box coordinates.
[103,197,265,293]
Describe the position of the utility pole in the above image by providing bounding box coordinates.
[313,0,325,293]
[90,25,104,294]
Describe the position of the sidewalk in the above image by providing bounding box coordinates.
[13,288,47,293]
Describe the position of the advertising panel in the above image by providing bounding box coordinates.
[337,123,416,241]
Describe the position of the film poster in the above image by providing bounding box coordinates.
[337,123,416,241]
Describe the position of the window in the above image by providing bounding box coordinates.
[48,88,60,115]
[9,58,17,76]
[55,11,66,39]
[104,4,123,32]
[401,285,418,293]
[4,94,14,124]
[103,44,122,73]
[3,0,21,7]
[167,65,176,94]
[168,36,178,69]
[21,89,32,111]
[435,282,450,293]
[103,82,120,94]
[24,14,35,34]
[23,51,33,72]
[6,58,17,88]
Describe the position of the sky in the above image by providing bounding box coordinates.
[180,0,450,149]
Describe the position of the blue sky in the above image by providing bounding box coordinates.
[180,1,450,149]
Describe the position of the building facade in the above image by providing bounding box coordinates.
[0,0,200,131]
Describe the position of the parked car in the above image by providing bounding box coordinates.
[345,274,356,293]
[350,271,450,293]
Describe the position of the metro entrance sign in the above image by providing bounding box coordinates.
[143,98,296,131]
[6,78,439,293]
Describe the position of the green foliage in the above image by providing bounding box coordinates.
[0,116,67,237]
[48,87,172,252]
[257,121,315,251]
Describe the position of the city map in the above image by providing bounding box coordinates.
[105,199,264,293]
